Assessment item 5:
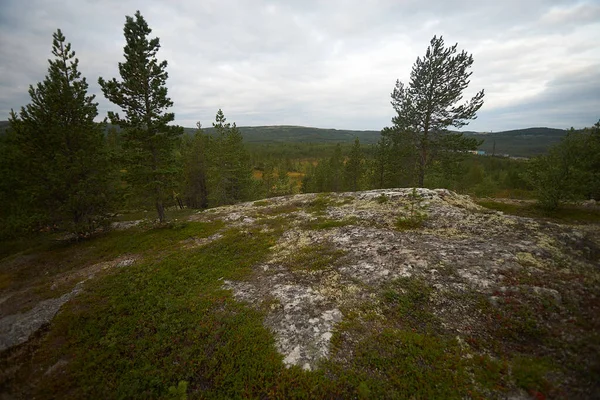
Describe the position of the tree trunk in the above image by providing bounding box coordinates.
[418,129,428,187]
[418,153,426,187]
[156,200,166,223]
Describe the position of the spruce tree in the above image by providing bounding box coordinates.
[99,11,182,223]
[344,138,365,191]
[390,35,484,186]
[7,29,113,237]
[329,144,344,192]
[181,122,209,209]
[207,109,252,206]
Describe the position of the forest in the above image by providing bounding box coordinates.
[0,11,599,242]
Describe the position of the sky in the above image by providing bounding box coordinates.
[0,0,599,132]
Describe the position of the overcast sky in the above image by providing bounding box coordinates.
[1,0,599,131]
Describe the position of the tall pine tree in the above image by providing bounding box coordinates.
[390,35,484,186]
[7,29,113,237]
[99,11,182,223]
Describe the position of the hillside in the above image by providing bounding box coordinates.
[193,125,568,156]
[469,127,568,157]
[1,121,567,156]
[188,125,382,144]
[1,189,599,398]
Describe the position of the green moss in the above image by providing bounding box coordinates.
[303,217,358,230]
[469,355,509,392]
[326,327,474,399]
[307,193,335,215]
[283,242,347,271]
[1,221,224,294]
[476,200,600,224]
[252,200,270,207]
[27,228,311,398]
[255,215,289,231]
[258,202,302,216]
[375,194,389,204]
[395,214,427,230]
[380,277,438,332]
[511,356,554,394]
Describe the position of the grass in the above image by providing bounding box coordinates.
[326,278,480,398]
[8,225,477,399]
[476,199,600,224]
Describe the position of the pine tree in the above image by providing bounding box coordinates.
[371,128,415,189]
[390,35,484,186]
[526,121,600,210]
[99,11,182,223]
[329,144,344,192]
[344,138,364,191]
[7,29,113,237]
[207,109,252,206]
[181,122,209,209]
[261,162,277,197]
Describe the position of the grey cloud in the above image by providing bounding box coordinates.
[467,66,600,131]
[1,0,599,132]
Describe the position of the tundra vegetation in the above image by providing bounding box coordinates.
[0,10,599,400]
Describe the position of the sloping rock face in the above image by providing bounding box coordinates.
[192,189,599,384]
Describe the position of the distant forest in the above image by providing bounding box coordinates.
[0,121,570,157]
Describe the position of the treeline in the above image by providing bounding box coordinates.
[1,15,598,241]
[293,124,600,210]
[0,13,262,240]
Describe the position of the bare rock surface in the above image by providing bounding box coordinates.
[208,189,600,371]
[0,256,139,351]
[0,284,81,351]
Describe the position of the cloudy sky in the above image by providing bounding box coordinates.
[1,0,599,132]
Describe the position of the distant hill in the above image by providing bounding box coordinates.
[0,120,568,157]
[464,127,567,157]
[187,125,382,144]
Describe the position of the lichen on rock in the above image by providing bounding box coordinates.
[218,188,600,372]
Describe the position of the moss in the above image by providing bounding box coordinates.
[252,200,270,207]
[516,252,543,268]
[302,217,358,230]
[282,242,347,272]
[476,200,600,224]
[327,325,475,399]
[395,214,427,230]
[258,202,301,216]
[375,194,389,204]
[511,356,555,394]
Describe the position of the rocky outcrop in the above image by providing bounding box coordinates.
[193,189,600,372]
